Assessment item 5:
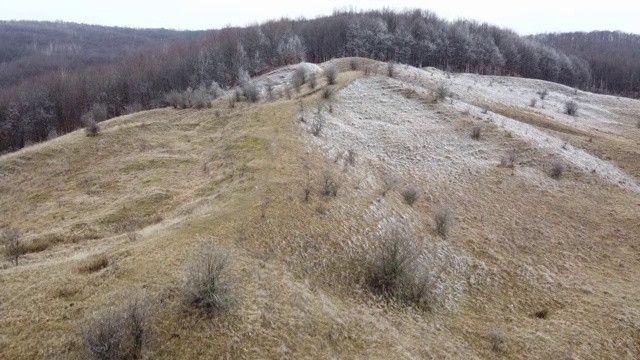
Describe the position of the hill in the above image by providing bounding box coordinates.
[1,59,639,359]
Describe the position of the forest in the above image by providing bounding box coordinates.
[0,9,637,154]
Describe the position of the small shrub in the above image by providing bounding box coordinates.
[500,152,517,168]
[364,66,372,76]
[1,227,23,266]
[401,186,419,206]
[530,98,537,107]
[84,119,101,137]
[564,100,579,116]
[386,61,395,77]
[471,124,481,140]
[242,81,259,102]
[321,170,339,197]
[345,149,356,166]
[83,291,151,360]
[549,160,565,179]
[265,81,274,100]
[435,84,449,101]
[310,118,324,136]
[349,58,359,70]
[79,254,110,273]
[189,86,212,109]
[324,64,338,85]
[381,174,398,197]
[292,65,306,92]
[489,331,507,353]
[367,229,435,308]
[284,85,292,100]
[537,89,549,100]
[123,103,143,115]
[165,90,184,109]
[303,185,311,202]
[308,72,317,89]
[322,87,332,99]
[228,96,236,109]
[433,205,452,239]
[183,241,235,316]
[260,197,274,218]
[210,81,221,99]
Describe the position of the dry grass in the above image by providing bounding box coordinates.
[79,254,110,273]
[1,58,640,360]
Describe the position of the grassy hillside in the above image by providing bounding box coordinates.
[1,59,639,359]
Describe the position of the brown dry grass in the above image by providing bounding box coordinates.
[0,58,639,359]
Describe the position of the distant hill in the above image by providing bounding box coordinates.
[534,31,640,96]
[0,20,208,87]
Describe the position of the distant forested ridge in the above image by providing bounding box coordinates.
[0,10,625,153]
[534,31,640,97]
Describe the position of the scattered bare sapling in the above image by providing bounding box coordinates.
[324,64,338,85]
[2,228,23,266]
[433,205,452,239]
[321,170,340,197]
[471,124,482,140]
[564,100,579,116]
[292,65,306,92]
[183,241,235,317]
[401,186,419,206]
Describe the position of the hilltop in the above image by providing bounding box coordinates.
[1,59,639,359]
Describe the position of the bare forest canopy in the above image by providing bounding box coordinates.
[533,31,640,97]
[0,9,635,154]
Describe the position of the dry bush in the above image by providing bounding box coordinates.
[1,227,23,266]
[308,72,317,89]
[264,81,274,101]
[324,64,338,85]
[345,149,356,166]
[183,241,235,317]
[79,254,110,273]
[83,118,101,137]
[260,197,274,218]
[500,152,517,168]
[386,61,395,77]
[303,185,311,202]
[367,229,435,308]
[381,174,398,197]
[82,291,151,360]
[292,65,306,92]
[22,237,50,254]
[209,81,221,99]
[242,81,259,102]
[165,90,185,109]
[364,66,372,76]
[401,186,419,206]
[435,84,449,101]
[564,100,579,116]
[537,89,549,100]
[322,87,332,99]
[123,103,143,115]
[188,86,212,109]
[530,98,537,107]
[549,160,565,179]
[228,96,236,109]
[433,205,452,239]
[471,124,482,140]
[310,118,324,137]
[349,58,359,70]
[321,170,339,197]
[489,331,507,353]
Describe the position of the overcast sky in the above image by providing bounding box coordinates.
[1,0,639,35]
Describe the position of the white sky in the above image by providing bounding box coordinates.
[1,0,639,35]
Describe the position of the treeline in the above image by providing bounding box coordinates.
[0,20,207,88]
[534,31,640,97]
[0,9,595,153]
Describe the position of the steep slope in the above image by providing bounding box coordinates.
[1,59,639,359]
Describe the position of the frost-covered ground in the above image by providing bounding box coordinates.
[301,65,640,192]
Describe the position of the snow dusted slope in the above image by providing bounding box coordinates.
[303,65,640,192]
